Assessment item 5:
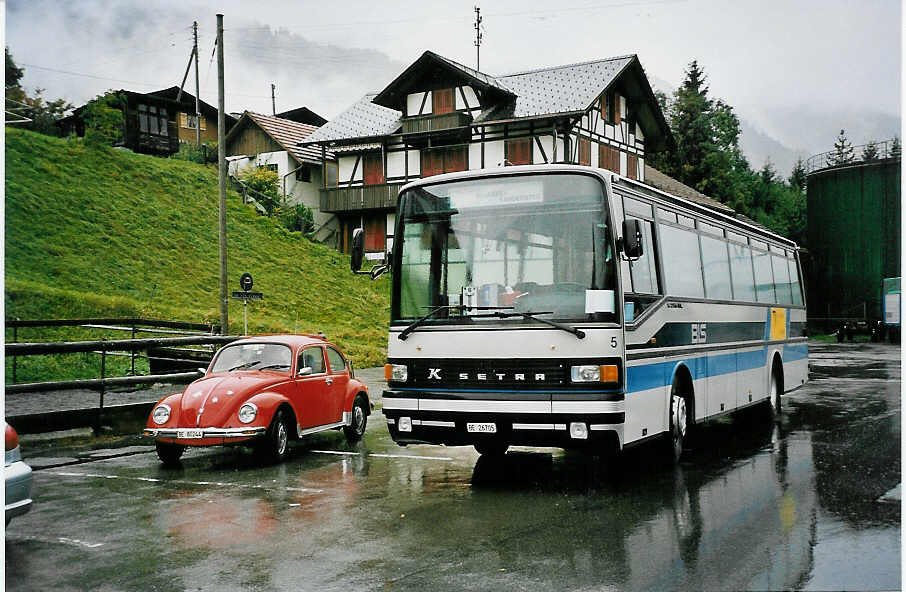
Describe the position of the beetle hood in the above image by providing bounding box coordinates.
[178,373,289,427]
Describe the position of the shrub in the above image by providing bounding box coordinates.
[237,164,280,214]
[172,141,218,165]
[278,203,316,236]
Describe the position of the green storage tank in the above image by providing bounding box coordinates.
[806,157,900,331]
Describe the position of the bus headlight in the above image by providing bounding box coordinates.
[571,365,619,383]
[385,364,408,382]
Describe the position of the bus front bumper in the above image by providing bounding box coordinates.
[381,390,624,449]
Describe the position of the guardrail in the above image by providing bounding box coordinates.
[805,139,900,175]
[5,330,240,434]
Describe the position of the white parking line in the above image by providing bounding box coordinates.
[46,471,324,493]
[311,450,454,461]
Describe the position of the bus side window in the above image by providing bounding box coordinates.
[659,223,705,298]
[629,220,659,294]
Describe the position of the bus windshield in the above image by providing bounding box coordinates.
[392,173,618,325]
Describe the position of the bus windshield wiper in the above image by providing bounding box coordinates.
[399,305,512,340]
[467,308,586,339]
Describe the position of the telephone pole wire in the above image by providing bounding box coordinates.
[474,6,483,71]
[193,21,201,147]
[216,13,229,333]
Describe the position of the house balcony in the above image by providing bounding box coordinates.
[320,183,400,213]
[401,112,472,135]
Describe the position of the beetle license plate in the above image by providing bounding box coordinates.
[467,423,496,433]
[177,429,203,439]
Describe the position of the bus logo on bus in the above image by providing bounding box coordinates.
[426,370,546,381]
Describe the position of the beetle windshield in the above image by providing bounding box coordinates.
[391,173,617,325]
[211,343,293,373]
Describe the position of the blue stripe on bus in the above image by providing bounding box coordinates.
[783,343,808,362]
[626,348,769,394]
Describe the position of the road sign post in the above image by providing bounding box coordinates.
[231,273,263,335]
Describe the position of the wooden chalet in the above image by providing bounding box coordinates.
[301,50,673,256]
[225,111,337,240]
[58,87,236,156]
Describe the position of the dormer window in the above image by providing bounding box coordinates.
[432,89,454,115]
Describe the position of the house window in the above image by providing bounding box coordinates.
[578,137,591,166]
[259,163,278,173]
[432,88,454,115]
[505,137,531,165]
[627,154,638,180]
[139,104,168,137]
[601,93,618,124]
[296,167,311,183]
[181,113,207,130]
[363,152,384,185]
[421,145,467,177]
[325,162,338,187]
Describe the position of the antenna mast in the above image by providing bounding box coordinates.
[473,6,483,71]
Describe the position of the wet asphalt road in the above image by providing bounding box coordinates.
[5,341,900,591]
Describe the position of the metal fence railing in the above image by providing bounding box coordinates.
[805,139,900,175]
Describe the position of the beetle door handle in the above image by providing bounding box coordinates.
[325,377,333,385]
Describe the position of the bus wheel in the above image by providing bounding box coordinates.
[768,368,782,421]
[667,381,688,463]
[474,441,509,456]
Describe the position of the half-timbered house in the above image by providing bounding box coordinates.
[302,50,673,256]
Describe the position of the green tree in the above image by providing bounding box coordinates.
[788,157,807,192]
[826,129,854,167]
[861,140,879,162]
[82,92,125,147]
[5,47,72,134]
[237,164,281,215]
[890,136,901,159]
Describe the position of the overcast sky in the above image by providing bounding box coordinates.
[5,0,902,160]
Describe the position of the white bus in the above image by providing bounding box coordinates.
[352,164,808,460]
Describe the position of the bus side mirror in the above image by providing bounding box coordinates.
[350,228,365,272]
[621,218,643,259]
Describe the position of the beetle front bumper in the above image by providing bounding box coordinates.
[144,426,266,440]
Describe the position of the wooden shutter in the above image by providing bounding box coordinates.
[179,112,188,128]
[421,150,443,177]
[433,89,454,115]
[365,215,386,252]
[578,137,591,166]
[614,94,622,125]
[444,146,467,173]
[363,152,384,185]
[200,115,206,131]
[506,138,531,165]
[628,154,638,180]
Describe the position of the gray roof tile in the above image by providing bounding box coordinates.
[302,94,401,144]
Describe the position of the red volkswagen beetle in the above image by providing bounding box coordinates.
[143,335,371,465]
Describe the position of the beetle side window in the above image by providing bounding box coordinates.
[326,347,347,374]
[299,347,325,374]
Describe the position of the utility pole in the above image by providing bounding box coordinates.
[271,83,276,116]
[193,21,201,147]
[474,6,483,71]
[216,13,228,333]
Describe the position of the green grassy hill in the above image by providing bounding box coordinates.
[5,128,390,372]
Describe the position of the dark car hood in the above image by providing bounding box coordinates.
[178,372,289,427]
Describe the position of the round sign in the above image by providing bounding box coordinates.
[239,272,253,292]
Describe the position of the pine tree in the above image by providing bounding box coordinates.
[788,157,807,192]
[890,136,901,159]
[861,140,879,162]
[826,129,854,167]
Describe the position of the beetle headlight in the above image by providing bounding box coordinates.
[152,404,171,425]
[238,403,258,424]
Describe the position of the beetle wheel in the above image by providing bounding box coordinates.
[156,442,185,466]
[257,409,289,463]
[343,396,368,442]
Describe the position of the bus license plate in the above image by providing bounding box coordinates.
[467,423,496,433]
[177,429,203,439]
